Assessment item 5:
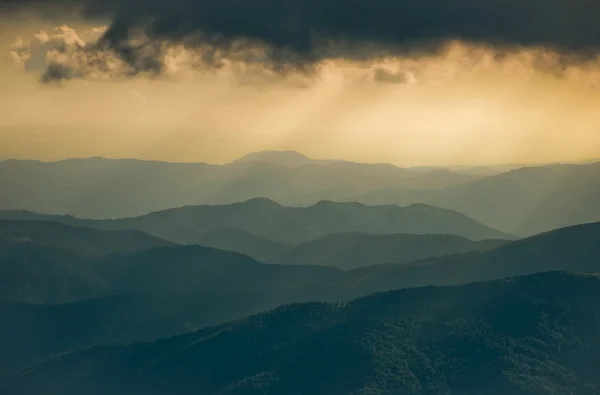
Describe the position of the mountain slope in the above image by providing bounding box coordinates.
[0,288,346,375]
[1,220,597,305]
[338,221,600,293]
[0,220,172,257]
[350,162,600,236]
[0,199,513,244]
[0,155,480,218]
[0,242,106,303]
[196,227,291,261]
[96,245,341,295]
[269,232,508,269]
[0,242,341,304]
[431,162,600,236]
[1,222,599,375]
[3,272,599,395]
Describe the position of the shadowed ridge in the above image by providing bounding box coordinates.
[269,232,509,269]
[335,220,600,293]
[3,272,599,395]
[196,227,291,261]
[0,198,513,244]
[0,219,173,257]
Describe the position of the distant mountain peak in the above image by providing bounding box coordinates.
[310,200,366,209]
[235,197,283,208]
[231,150,315,166]
[405,203,440,210]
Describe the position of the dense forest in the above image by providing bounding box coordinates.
[2,272,599,395]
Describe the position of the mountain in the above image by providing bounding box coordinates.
[349,162,600,236]
[0,199,513,244]
[196,228,291,261]
[336,221,600,294]
[4,156,597,235]
[268,232,509,269]
[96,245,341,295]
[0,220,172,257]
[0,242,106,303]
[2,219,598,306]
[3,272,599,395]
[0,241,341,304]
[430,162,600,236]
[1,221,599,375]
[231,150,320,166]
[0,155,481,218]
[0,288,346,375]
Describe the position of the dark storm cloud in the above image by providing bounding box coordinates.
[7,0,600,51]
[5,0,600,81]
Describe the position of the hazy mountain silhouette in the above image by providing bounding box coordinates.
[231,150,321,166]
[349,162,600,236]
[1,220,597,305]
[0,220,172,257]
[0,241,341,304]
[337,221,600,294]
[0,199,513,244]
[0,154,481,218]
[429,162,600,236]
[3,157,598,235]
[269,233,509,269]
[3,272,599,395]
[196,228,291,261]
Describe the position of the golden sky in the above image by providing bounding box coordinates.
[1,15,600,166]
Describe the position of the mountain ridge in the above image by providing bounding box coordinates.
[268,232,509,269]
[3,272,599,395]
[0,155,482,218]
[0,198,514,244]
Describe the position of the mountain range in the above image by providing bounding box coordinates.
[348,161,600,236]
[0,219,172,257]
[1,219,598,306]
[2,153,598,236]
[267,232,508,269]
[0,153,480,218]
[1,218,599,375]
[3,272,599,395]
[0,289,339,375]
[0,198,513,244]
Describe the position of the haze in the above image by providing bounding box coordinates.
[2,12,600,166]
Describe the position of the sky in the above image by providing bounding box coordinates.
[1,0,600,166]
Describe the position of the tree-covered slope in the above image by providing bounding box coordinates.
[3,272,599,395]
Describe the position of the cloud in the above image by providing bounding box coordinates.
[74,0,600,82]
[8,0,600,53]
[7,25,600,89]
[7,24,112,79]
[5,0,600,86]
